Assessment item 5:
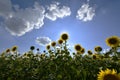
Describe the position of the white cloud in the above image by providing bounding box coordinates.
[0,0,12,17]
[5,17,31,36]
[4,2,45,36]
[76,3,95,22]
[36,37,52,46]
[45,2,71,21]
[0,0,71,36]
[13,2,45,29]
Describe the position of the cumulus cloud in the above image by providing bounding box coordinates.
[0,0,71,36]
[5,17,30,36]
[45,2,71,21]
[76,3,95,22]
[3,2,45,36]
[36,37,52,46]
[0,0,12,17]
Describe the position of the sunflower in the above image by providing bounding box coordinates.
[60,33,69,41]
[40,54,46,58]
[46,45,51,50]
[97,68,120,80]
[74,44,82,51]
[11,46,18,52]
[93,53,101,59]
[93,55,97,59]
[36,48,40,51]
[30,46,35,50]
[80,48,85,54]
[76,51,81,55]
[106,36,120,48]
[51,41,56,47]
[6,49,10,53]
[58,39,63,44]
[94,46,102,52]
[87,50,93,55]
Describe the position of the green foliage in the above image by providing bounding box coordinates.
[0,35,120,80]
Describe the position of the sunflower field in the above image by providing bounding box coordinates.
[0,33,120,80]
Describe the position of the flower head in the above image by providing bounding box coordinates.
[11,46,18,52]
[74,44,82,51]
[106,36,120,48]
[46,44,51,50]
[76,51,81,55]
[94,46,102,52]
[80,48,85,54]
[36,48,40,51]
[93,55,97,59]
[60,33,69,41]
[58,39,63,44]
[97,68,120,80]
[87,50,93,55]
[6,49,10,53]
[30,46,35,50]
[51,41,56,47]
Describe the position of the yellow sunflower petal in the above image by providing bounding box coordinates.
[97,68,119,80]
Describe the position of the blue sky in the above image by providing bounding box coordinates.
[0,0,120,54]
